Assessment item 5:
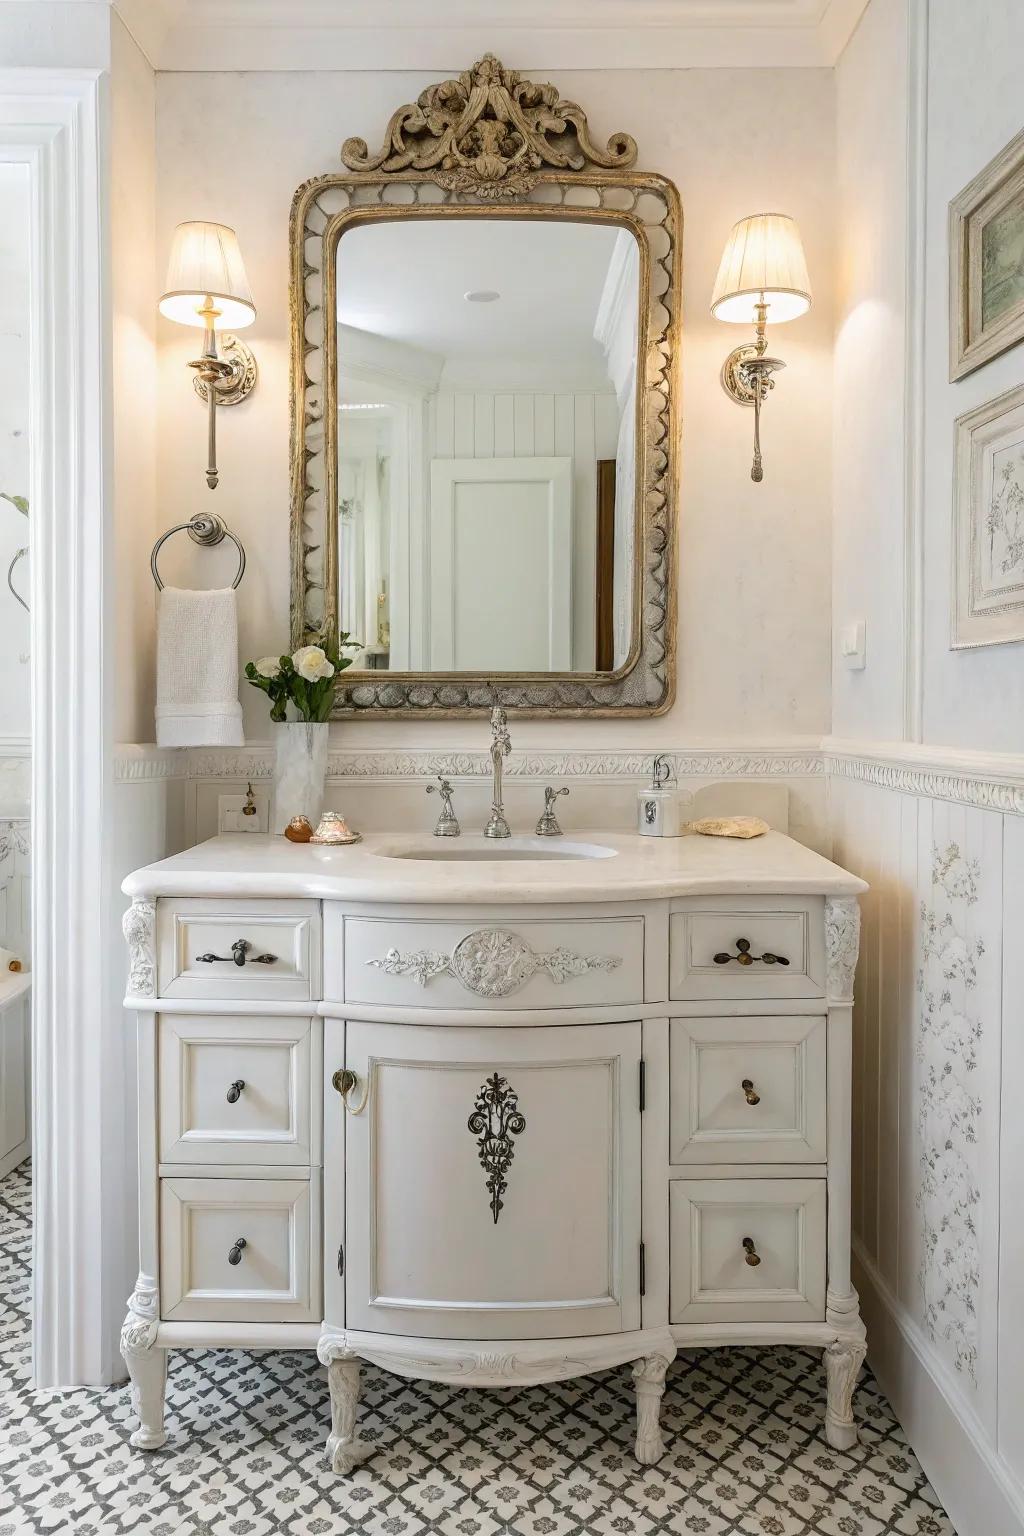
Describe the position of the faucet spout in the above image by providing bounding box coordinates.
[484,703,512,838]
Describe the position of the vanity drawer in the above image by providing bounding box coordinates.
[158,1015,318,1166]
[669,1177,825,1324]
[159,1174,320,1322]
[669,897,824,1001]
[669,1016,826,1164]
[341,915,645,1009]
[157,899,321,1001]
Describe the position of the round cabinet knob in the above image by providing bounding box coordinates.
[333,1068,357,1097]
[742,1236,761,1268]
[228,1238,247,1266]
[741,1078,760,1106]
[226,1080,245,1104]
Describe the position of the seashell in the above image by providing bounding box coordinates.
[284,815,314,843]
[310,810,362,845]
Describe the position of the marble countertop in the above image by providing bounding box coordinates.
[123,830,867,904]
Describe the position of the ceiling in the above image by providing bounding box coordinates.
[113,0,871,71]
[337,219,622,389]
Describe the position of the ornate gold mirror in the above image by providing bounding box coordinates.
[290,56,680,716]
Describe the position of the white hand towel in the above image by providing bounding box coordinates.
[155,586,245,748]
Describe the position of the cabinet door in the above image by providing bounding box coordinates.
[343,1020,641,1339]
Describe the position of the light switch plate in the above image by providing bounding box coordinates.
[839,619,866,671]
[218,792,268,833]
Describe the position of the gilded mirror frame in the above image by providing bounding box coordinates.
[289,55,681,717]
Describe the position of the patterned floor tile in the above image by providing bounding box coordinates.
[0,1161,958,1536]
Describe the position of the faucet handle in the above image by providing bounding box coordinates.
[536,785,569,837]
[427,776,460,837]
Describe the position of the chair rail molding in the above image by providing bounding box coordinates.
[0,68,112,1389]
[116,739,1024,814]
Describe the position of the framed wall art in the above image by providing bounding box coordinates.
[950,128,1024,381]
[952,381,1024,648]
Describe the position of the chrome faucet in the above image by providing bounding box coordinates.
[484,702,512,838]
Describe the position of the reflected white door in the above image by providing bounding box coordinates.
[344,1019,642,1339]
[428,456,572,670]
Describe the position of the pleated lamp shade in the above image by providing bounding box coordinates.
[159,221,256,330]
[710,213,811,324]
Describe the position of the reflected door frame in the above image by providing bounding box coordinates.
[337,363,431,672]
[427,456,574,672]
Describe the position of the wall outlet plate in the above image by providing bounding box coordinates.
[218,792,268,833]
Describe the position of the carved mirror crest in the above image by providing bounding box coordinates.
[290,56,680,717]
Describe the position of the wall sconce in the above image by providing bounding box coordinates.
[711,212,811,483]
[158,221,257,490]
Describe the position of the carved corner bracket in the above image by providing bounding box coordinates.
[824,896,861,1004]
[123,898,157,999]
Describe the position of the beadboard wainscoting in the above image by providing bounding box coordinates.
[827,746,1024,1536]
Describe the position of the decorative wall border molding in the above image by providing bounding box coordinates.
[826,739,1024,816]
[118,742,826,784]
[114,746,189,784]
[114,737,1024,813]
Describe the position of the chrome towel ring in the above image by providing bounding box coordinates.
[150,512,246,592]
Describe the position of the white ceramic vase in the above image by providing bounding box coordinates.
[273,721,329,834]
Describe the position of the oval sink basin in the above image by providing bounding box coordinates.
[376,837,618,863]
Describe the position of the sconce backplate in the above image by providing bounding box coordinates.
[720,343,785,406]
[192,333,258,407]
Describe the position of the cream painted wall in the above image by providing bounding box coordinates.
[111,13,158,741]
[154,67,835,746]
[832,0,908,741]
[920,0,1024,751]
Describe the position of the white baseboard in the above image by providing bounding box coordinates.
[854,1241,1024,1536]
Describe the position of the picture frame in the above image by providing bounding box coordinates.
[949,128,1024,381]
[952,382,1024,649]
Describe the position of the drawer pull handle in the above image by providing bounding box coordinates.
[226,1079,245,1104]
[196,940,278,967]
[742,1237,761,1267]
[713,938,789,968]
[741,1078,760,1106]
[227,1238,247,1266]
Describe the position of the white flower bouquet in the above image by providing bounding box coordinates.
[245,634,359,723]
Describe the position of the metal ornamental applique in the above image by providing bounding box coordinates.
[367,927,622,999]
[468,1073,526,1224]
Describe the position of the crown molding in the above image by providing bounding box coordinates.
[110,0,871,71]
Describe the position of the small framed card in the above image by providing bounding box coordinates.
[952,382,1024,649]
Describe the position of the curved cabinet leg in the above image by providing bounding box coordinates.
[632,1352,671,1466]
[321,1350,375,1474]
[823,1337,866,1450]
[120,1277,167,1450]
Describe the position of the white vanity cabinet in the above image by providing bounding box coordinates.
[339,1019,641,1340]
[120,832,867,1473]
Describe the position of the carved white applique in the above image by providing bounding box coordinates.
[916,840,983,1384]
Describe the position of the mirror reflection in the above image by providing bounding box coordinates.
[335,217,640,674]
